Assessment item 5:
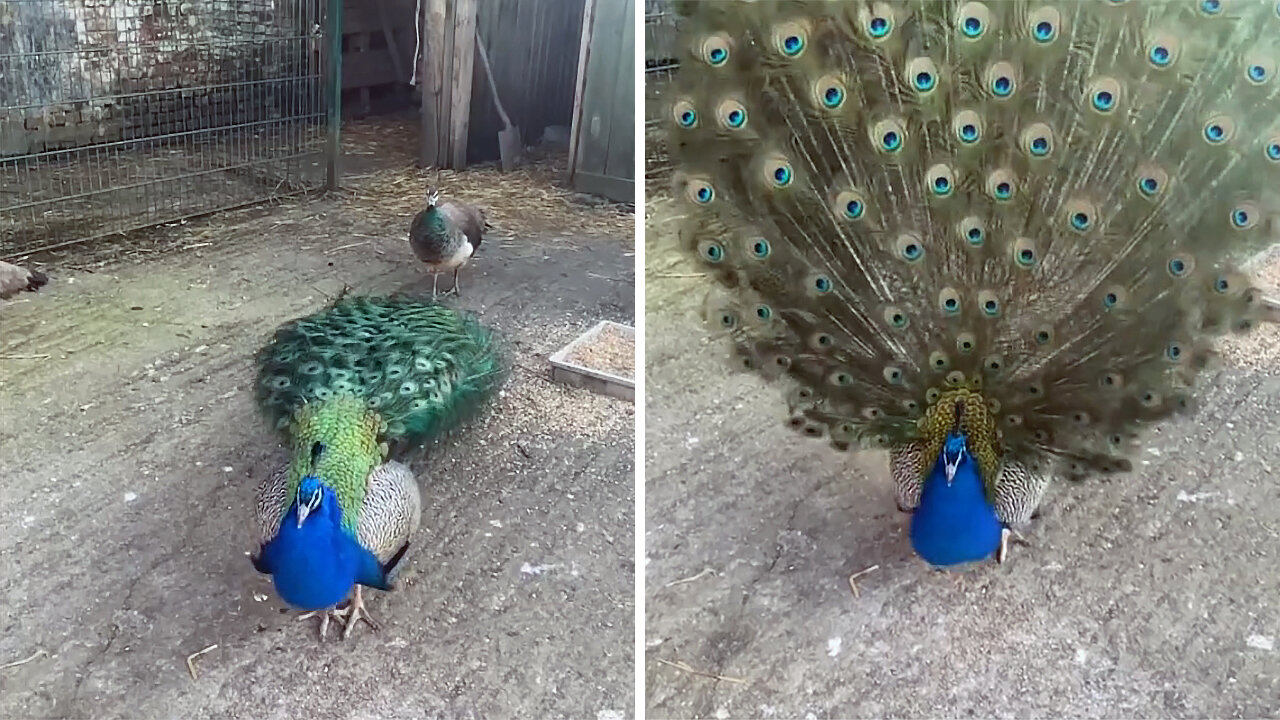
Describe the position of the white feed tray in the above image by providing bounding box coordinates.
[548,320,635,402]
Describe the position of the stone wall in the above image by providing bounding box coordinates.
[0,0,320,157]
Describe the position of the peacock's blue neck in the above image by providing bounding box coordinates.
[258,483,364,611]
[908,432,1004,567]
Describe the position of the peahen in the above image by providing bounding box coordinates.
[408,187,489,299]
[0,260,48,300]
[663,0,1280,568]
[251,295,505,638]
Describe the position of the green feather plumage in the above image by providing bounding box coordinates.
[253,295,506,529]
[255,295,505,445]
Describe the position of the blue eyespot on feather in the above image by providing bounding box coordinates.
[991,75,1012,97]
[725,109,746,128]
[882,131,902,152]
[709,47,727,65]
[1032,20,1055,42]
[702,243,724,263]
[1168,258,1188,276]
[982,299,999,316]
[967,227,983,245]
[902,242,923,261]
[1139,176,1160,196]
[994,182,1012,200]
[961,15,983,38]
[1204,122,1227,144]
[932,176,951,196]
[814,275,833,293]
[1215,276,1230,293]
[914,71,936,92]
[869,15,891,38]
[822,86,844,108]
[1091,90,1115,112]
[1070,212,1091,231]
[1201,0,1222,14]
[755,304,773,320]
[1166,342,1183,360]
[1149,45,1171,66]
[677,110,696,127]
[959,124,979,143]
[1232,208,1250,228]
[751,239,771,258]
[845,200,864,219]
[1103,292,1119,308]
[771,165,793,187]
[1248,64,1269,83]
[782,35,804,56]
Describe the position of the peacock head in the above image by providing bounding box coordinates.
[294,440,331,528]
[294,474,328,528]
[941,431,970,485]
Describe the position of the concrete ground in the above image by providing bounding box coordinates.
[0,165,635,718]
[643,197,1280,719]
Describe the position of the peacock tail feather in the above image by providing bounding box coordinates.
[664,0,1279,509]
[254,295,505,532]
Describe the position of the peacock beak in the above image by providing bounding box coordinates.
[944,457,959,484]
[296,504,311,528]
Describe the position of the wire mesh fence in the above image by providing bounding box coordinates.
[0,0,331,258]
[644,0,679,188]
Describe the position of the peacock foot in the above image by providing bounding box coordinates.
[296,608,344,641]
[295,587,380,640]
[332,586,380,640]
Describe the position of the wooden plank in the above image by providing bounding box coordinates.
[374,0,407,84]
[602,0,635,182]
[567,0,598,174]
[573,0,624,179]
[419,0,447,167]
[448,0,479,169]
[571,170,633,204]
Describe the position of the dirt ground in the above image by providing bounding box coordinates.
[0,120,636,720]
[643,195,1280,719]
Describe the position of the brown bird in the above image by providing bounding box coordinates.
[407,187,488,299]
[0,260,48,300]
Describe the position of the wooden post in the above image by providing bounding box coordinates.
[418,0,448,168]
[448,0,478,169]
[567,0,598,179]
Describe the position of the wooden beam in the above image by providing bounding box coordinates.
[448,0,479,169]
[567,0,598,178]
[418,0,448,168]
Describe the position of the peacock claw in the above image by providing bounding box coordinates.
[296,608,341,640]
[295,588,379,640]
[333,586,380,640]
[996,527,1030,565]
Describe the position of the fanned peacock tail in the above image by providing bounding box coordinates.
[254,295,506,531]
[665,0,1279,511]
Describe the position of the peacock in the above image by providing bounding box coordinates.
[0,260,48,300]
[408,187,489,299]
[663,0,1280,568]
[251,295,505,638]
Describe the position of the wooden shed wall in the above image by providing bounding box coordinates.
[466,0,587,163]
[569,0,635,203]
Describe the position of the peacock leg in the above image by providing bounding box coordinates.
[431,273,440,300]
[996,527,1029,564]
[440,267,461,297]
[333,586,381,640]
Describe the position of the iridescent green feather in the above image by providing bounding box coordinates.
[254,296,506,530]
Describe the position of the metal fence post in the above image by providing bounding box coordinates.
[325,0,343,190]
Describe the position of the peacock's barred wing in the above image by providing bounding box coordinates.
[254,295,506,447]
[666,1,1279,488]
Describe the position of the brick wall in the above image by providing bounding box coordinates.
[0,0,319,158]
